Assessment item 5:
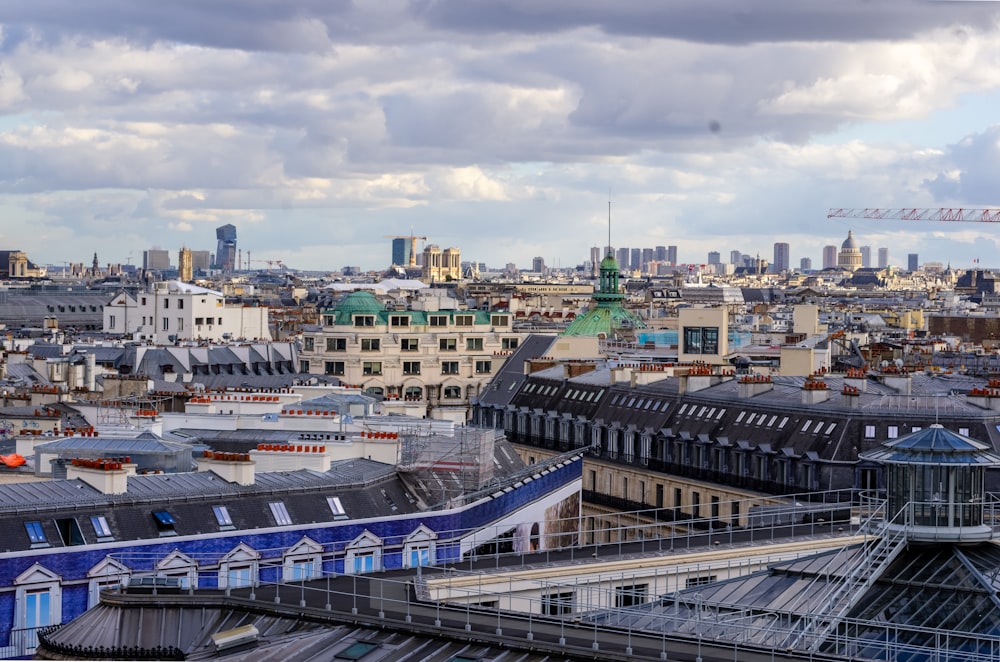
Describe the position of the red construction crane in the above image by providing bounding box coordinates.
[828,208,1000,222]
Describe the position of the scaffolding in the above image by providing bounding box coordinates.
[396,427,498,506]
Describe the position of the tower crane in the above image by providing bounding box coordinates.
[828,208,1000,222]
[384,234,427,267]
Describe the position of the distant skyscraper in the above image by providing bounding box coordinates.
[878,247,889,268]
[641,248,653,272]
[191,250,211,273]
[773,242,790,273]
[630,248,641,272]
[908,253,919,272]
[215,224,237,273]
[391,238,410,266]
[822,245,837,270]
[729,250,741,265]
[667,245,678,266]
[617,247,630,271]
[800,257,812,271]
[143,248,170,271]
[532,256,546,273]
[590,246,602,275]
[654,246,667,262]
[708,251,721,265]
[860,245,871,268]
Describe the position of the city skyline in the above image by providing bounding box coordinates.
[3,3,1000,271]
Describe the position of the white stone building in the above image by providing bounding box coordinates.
[103,281,271,344]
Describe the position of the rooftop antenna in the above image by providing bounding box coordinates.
[608,189,612,255]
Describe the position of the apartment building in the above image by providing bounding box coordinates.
[298,289,525,422]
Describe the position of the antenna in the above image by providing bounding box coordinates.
[608,189,612,254]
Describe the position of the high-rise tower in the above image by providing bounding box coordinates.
[215,224,237,273]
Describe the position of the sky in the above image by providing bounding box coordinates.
[4,1,1000,274]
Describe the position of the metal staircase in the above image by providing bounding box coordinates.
[786,503,909,651]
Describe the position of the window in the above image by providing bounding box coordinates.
[327,496,348,519]
[152,510,177,536]
[403,361,421,375]
[327,337,346,351]
[887,425,899,439]
[543,591,575,615]
[455,315,474,326]
[303,337,315,351]
[429,315,448,327]
[683,326,719,354]
[55,518,86,546]
[475,360,492,374]
[195,316,205,326]
[25,521,47,546]
[441,361,459,374]
[390,315,410,327]
[491,315,509,327]
[615,583,649,608]
[466,337,484,351]
[177,317,184,331]
[163,299,169,309]
[213,505,234,530]
[206,317,215,325]
[404,386,423,400]
[686,575,717,588]
[361,338,380,351]
[177,299,184,309]
[363,361,382,376]
[91,516,113,540]
[354,315,375,327]
[325,361,345,376]
[269,502,293,526]
[323,315,335,326]
[503,337,519,349]
[162,318,169,331]
[443,385,461,398]
[439,338,457,351]
[108,314,116,329]
[401,338,419,351]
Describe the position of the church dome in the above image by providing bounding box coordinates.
[842,231,858,250]
[600,252,619,271]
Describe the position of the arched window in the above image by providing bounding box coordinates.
[404,386,423,401]
[443,386,461,399]
[365,386,385,397]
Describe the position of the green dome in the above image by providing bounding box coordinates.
[600,253,619,270]
[332,290,384,324]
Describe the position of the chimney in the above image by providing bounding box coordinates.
[67,458,130,494]
[738,374,774,398]
[198,451,255,485]
[801,374,830,405]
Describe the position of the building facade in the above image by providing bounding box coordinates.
[103,281,271,343]
[298,290,523,422]
[772,242,790,273]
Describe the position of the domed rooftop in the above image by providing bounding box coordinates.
[600,251,619,270]
[860,424,1000,465]
[841,230,858,250]
[331,290,385,324]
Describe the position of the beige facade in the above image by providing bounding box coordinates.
[421,245,461,283]
[299,297,526,422]
[677,306,729,365]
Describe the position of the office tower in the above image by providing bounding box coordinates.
[800,257,812,271]
[728,250,740,265]
[532,256,546,273]
[878,247,889,268]
[178,247,193,282]
[391,238,410,267]
[860,245,871,268]
[822,245,837,270]
[590,246,602,275]
[617,247,630,271]
[908,253,919,272]
[641,248,653,272]
[630,248,641,272]
[143,248,170,271]
[215,224,237,273]
[191,250,211,273]
[655,246,667,262]
[773,242,790,273]
[707,251,721,265]
[667,245,678,266]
